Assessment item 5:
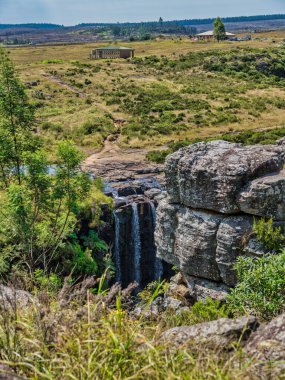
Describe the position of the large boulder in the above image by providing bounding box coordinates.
[238,170,285,220]
[160,316,258,348]
[0,285,38,311]
[165,141,285,214]
[244,312,285,377]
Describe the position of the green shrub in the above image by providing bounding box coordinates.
[41,59,64,64]
[162,298,231,329]
[146,149,172,163]
[253,217,285,253]
[34,269,62,293]
[41,121,63,133]
[67,243,98,276]
[79,116,114,136]
[227,252,285,320]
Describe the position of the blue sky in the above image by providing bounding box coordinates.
[0,0,284,25]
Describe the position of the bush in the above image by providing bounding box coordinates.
[253,217,285,253]
[146,149,171,163]
[227,252,285,320]
[79,116,114,136]
[41,121,63,133]
[162,298,231,329]
[67,243,99,276]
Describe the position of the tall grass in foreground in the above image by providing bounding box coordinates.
[0,290,257,380]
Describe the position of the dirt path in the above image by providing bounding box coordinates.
[41,72,164,181]
[82,135,163,181]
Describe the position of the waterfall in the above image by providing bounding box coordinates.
[149,202,164,281]
[132,203,142,285]
[113,211,121,283]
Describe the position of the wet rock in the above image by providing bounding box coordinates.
[114,197,128,208]
[238,170,285,220]
[86,160,164,182]
[112,183,144,197]
[245,313,285,378]
[161,316,258,348]
[165,141,285,214]
[114,199,165,289]
[144,188,162,200]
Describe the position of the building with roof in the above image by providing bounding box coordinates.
[90,46,135,59]
[196,31,236,41]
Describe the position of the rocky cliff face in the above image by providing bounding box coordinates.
[155,141,285,296]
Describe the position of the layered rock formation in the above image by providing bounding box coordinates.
[155,141,285,295]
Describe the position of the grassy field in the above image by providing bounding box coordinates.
[6,31,285,159]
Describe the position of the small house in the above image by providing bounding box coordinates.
[90,46,135,60]
[196,31,236,41]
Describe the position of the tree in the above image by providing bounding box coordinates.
[111,25,121,37]
[213,17,226,42]
[159,17,163,25]
[0,49,96,278]
[0,48,37,186]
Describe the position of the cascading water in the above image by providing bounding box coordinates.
[113,211,121,283]
[109,178,170,289]
[132,203,142,286]
[149,202,164,281]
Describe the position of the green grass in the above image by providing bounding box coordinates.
[0,286,256,380]
[147,125,285,163]
[4,35,285,158]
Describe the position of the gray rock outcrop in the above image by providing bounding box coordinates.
[244,312,285,378]
[238,170,285,220]
[156,141,285,296]
[165,140,285,214]
[161,316,258,348]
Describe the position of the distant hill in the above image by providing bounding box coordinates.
[0,15,284,30]
[76,14,285,27]
[0,23,63,29]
